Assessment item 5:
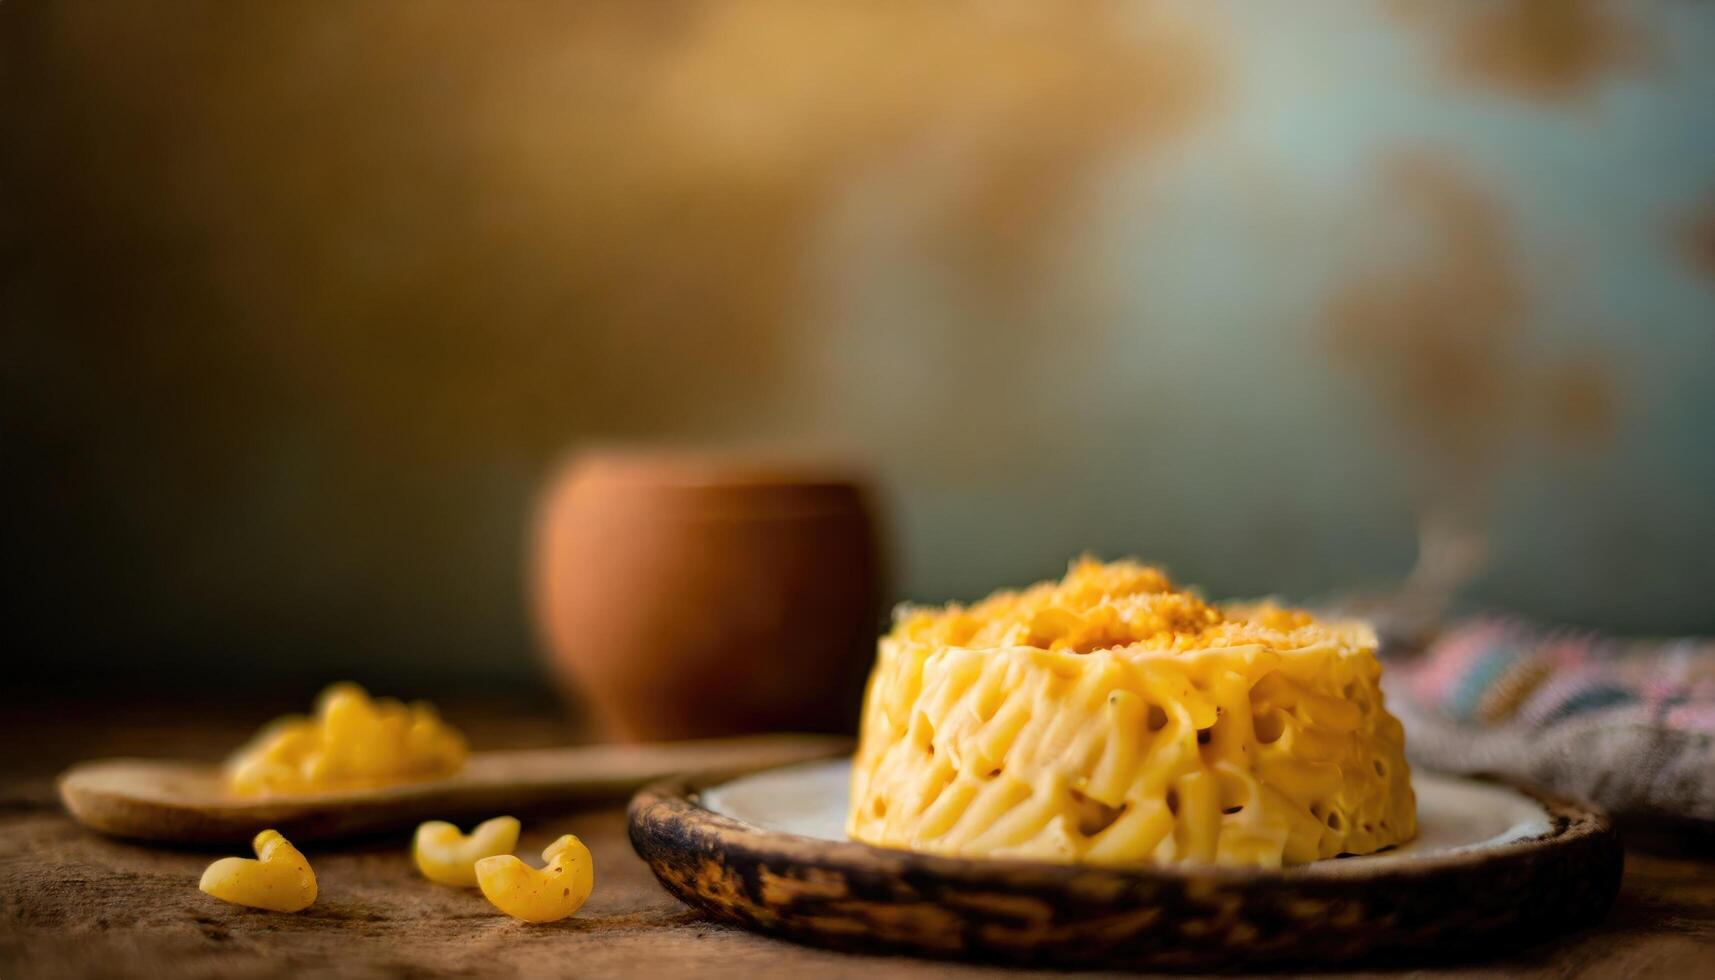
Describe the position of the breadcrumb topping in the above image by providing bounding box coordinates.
[892,557,1350,655]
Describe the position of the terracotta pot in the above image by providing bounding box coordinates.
[532,451,885,741]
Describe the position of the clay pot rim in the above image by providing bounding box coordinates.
[554,498,872,523]
[560,449,872,493]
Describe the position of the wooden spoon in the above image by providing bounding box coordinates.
[59,734,849,846]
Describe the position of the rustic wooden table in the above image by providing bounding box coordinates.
[3,697,1712,979]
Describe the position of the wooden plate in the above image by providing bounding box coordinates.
[629,759,1621,970]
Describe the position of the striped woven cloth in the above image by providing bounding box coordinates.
[1382,616,1715,825]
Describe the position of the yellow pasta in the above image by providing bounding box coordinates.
[414,817,522,888]
[476,834,595,923]
[198,830,317,912]
[847,559,1416,868]
[225,683,468,796]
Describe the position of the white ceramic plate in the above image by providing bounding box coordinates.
[703,757,1554,863]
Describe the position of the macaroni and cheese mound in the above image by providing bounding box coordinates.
[226,683,468,796]
[848,559,1416,867]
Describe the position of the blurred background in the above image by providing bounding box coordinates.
[4,0,1714,701]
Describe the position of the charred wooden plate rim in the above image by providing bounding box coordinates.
[628,759,1621,970]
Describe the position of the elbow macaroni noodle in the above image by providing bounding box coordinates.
[225,683,468,796]
[848,559,1416,867]
[199,830,318,912]
[476,834,595,923]
[414,817,522,888]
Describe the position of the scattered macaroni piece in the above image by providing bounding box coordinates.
[225,682,468,796]
[199,829,317,912]
[849,558,1417,868]
[476,834,594,923]
[413,816,522,888]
